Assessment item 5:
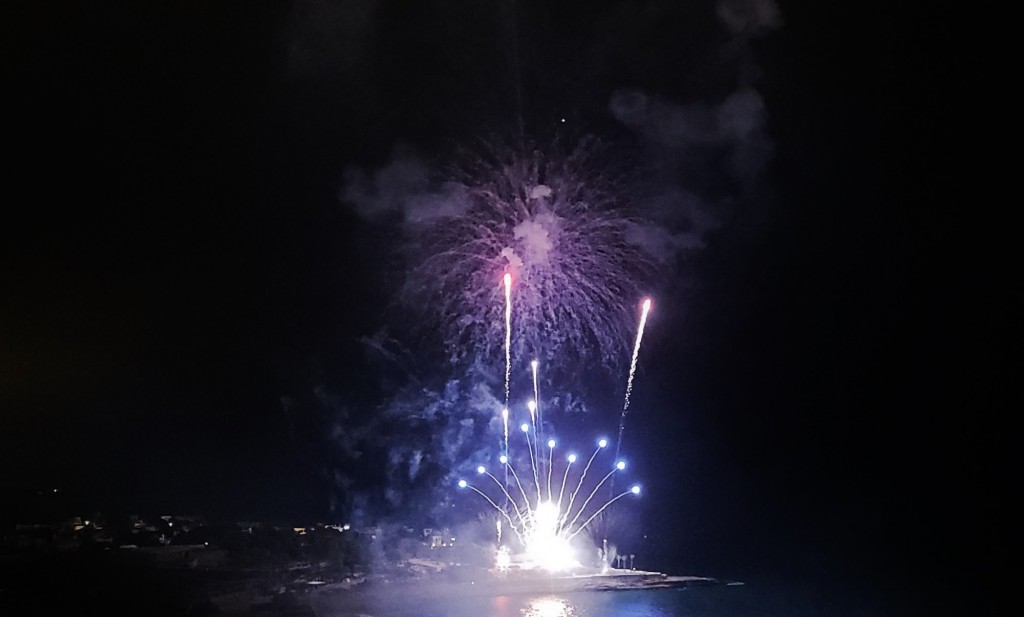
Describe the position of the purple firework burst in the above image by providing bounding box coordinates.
[402,138,662,375]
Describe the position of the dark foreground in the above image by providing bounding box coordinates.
[0,552,736,617]
[0,552,953,616]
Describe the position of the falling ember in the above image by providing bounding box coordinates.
[615,298,652,460]
[531,359,540,439]
[502,408,509,455]
[503,273,513,409]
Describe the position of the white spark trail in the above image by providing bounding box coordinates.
[528,399,538,451]
[461,436,639,572]
[523,424,542,504]
[532,360,544,490]
[502,408,509,459]
[556,458,573,513]
[482,470,528,527]
[503,273,512,407]
[563,467,619,534]
[546,443,554,501]
[567,490,635,541]
[531,359,540,435]
[506,459,533,511]
[465,484,526,545]
[561,444,603,529]
[615,298,652,461]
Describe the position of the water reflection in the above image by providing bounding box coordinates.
[522,596,576,617]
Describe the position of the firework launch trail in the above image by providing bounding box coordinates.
[615,297,652,461]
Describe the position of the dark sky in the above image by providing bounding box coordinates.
[2,0,1001,611]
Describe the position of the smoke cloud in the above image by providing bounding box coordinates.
[607,0,780,252]
[313,371,504,523]
[716,0,783,36]
[341,148,472,224]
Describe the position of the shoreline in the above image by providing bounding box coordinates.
[296,571,723,615]
[215,569,724,614]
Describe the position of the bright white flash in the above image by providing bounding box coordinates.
[496,545,511,571]
[465,418,638,574]
[524,501,577,571]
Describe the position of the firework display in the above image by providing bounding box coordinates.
[459,412,641,572]
[457,277,651,572]
[404,140,661,376]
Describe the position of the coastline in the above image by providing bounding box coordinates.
[298,570,722,615]
[212,569,723,615]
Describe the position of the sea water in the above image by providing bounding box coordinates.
[316,584,813,617]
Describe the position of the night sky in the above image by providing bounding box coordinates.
[2,0,1001,612]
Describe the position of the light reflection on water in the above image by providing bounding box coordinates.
[520,596,575,617]
[327,588,720,617]
[319,584,835,617]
